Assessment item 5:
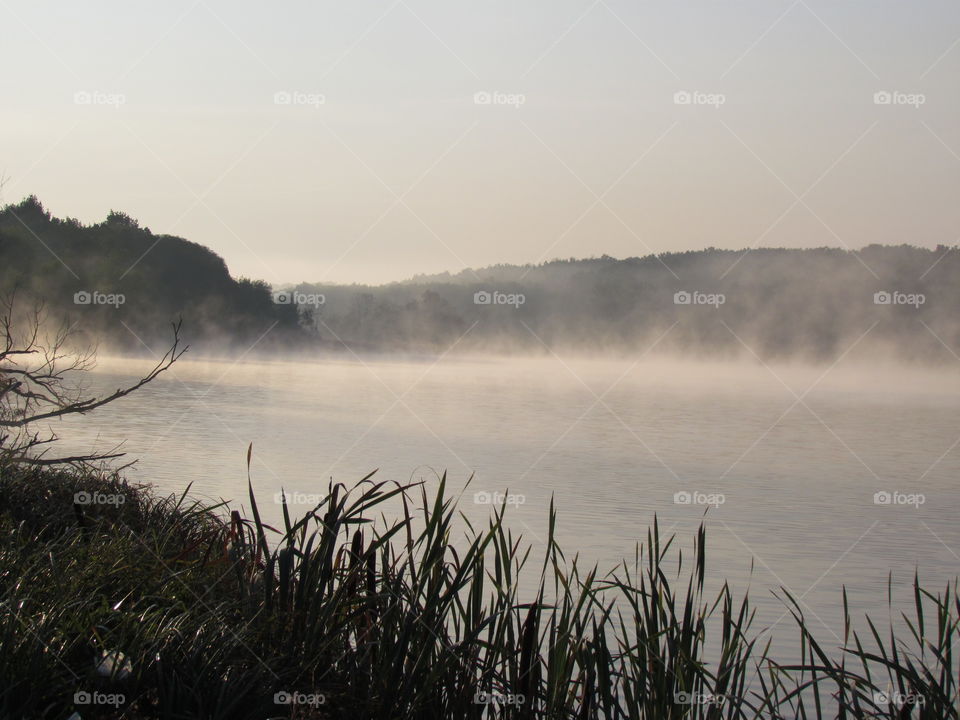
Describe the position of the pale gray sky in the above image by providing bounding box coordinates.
[2,0,958,284]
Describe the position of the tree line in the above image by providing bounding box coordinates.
[3,196,957,361]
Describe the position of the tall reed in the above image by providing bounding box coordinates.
[0,457,956,718]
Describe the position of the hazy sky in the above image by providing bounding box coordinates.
[2,0,959,284]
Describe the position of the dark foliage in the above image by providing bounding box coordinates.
[297,247,960,361]
[0,197,304,352]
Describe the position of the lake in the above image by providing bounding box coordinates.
[55,352,959,657]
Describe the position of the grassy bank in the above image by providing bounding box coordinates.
[0,459,956,719]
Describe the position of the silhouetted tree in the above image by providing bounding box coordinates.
[0,293,185,467]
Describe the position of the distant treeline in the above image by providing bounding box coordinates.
[0,197,304,351]
[294,246,960,361]
[2,197,957,360]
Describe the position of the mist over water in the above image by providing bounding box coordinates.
[5,0,960,711]
[53,351,960,658]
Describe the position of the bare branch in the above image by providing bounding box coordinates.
[0,291,188,467]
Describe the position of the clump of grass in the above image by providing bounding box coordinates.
[0,454,957,719]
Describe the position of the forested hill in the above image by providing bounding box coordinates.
[2,197,957,361]
[294,246,960,362]
[0,197,303,351]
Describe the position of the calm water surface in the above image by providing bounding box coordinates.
[55,353,960,656]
